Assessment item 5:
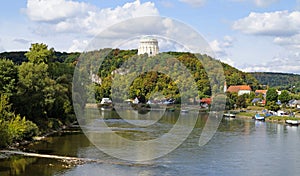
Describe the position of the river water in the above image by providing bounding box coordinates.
[1,110,300,176]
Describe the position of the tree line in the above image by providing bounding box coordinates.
[0,43,262,147]
[0,43,76,147]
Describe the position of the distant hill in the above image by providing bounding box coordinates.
[249,72,300,87]
[0,51,80,64]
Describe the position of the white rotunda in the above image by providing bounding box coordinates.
[138,37,159,56]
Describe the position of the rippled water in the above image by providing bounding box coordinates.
[1,110,300,176]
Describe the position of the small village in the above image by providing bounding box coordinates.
[220,84,300,125]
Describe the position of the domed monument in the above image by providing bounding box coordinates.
[138,37,159,56]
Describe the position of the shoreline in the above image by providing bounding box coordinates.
[235,113,298,124]
[6,120,79,150]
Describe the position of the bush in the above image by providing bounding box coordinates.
[0,120,11,148]
[22,121,39,140]
[0,116,39,148]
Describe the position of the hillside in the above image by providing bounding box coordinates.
[249,72,300,88]
[76,49,259,102]
[1,49,259,102]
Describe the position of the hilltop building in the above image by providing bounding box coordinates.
[138,37,159,56]
[227,85,252,96]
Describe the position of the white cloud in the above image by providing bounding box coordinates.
[240,56,300,74]
[233,10,300,69]
[82,16,210,54]
[221,58,236,67]
[232,11,300,36]
[25,0,92,22]
[24,0,159,35]
[209,36,236,66]
[209,36,234,58]
[68,39,89,52]
[274,34,300,49]
[179,0,206,7]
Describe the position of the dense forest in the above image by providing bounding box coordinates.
[73,49,259,105]
[0,43,259,147]
[250,72,300,93]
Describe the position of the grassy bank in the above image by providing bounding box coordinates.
[235,111,255,119]
[266,116,300,123]
[236,111,300,123]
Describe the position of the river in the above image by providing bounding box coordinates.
[1,110,300,176]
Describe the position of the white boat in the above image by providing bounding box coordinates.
[223,113,235,118]
[181,109,189,113]
[254,114,265,121]
[285,119,300,126]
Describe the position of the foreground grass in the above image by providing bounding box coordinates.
[236,111,255,118]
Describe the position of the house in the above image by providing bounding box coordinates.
[200,98,211,108]
[227,85,252,96]
[255,90,267,98]
[288,99,300,108]
[251,98,266,106]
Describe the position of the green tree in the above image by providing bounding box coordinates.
[0,94,38,147]
[25,43,54,64]
[16,62,49,121]
[265,101,280,112]
[266,88,278,104]
[226,92,238,110]
[278,90,291,105]
[16,44,75,125]
[0,59,18,95]
[236,94,247,108]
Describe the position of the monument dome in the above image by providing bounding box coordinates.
[138,37,159,56]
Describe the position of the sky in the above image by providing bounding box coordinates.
[1,0,300,74]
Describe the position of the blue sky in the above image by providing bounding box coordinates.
[1,0,300,74]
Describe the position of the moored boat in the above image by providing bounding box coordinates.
[285,119,300,126]
[254,114,265,121]
[223,113,235,118]
[181,109,189,113]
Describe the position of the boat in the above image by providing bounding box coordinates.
[223,113,235,118]
[254,114,265,121]
[285,119,300,126]
[180,109,189,113]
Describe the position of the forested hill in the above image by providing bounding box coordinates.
[80,49,260,102]
[249,72,300,87]
[0,51,80,64]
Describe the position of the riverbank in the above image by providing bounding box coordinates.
[6,120,79,150]
[235,111,300,124]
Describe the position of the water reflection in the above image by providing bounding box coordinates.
[0,111,300,175]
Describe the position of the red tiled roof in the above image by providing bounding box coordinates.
[227,85,251,93]
[255,90,267,94]
[200,98,211,104]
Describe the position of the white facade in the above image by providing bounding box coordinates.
[138,37,159,56]
[238,90,251,96]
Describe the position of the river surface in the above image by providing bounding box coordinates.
[1,110,300,176]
